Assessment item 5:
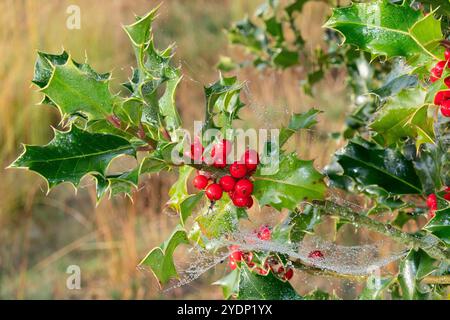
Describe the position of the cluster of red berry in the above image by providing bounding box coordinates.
[430,49,450,117]
[228,226,295,280]
[190,139,259,208]
[426,187,450,218]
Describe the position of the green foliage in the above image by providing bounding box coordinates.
[237,266,302,300]
[325,0,443,66]
[139,226,189,285]
[11,126,135,189]
[10,1,450,300]
[253,153,326,211]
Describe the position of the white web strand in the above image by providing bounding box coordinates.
[159,230,408,292]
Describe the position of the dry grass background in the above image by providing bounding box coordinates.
[0,0,362,299]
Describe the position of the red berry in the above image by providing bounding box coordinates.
[213,155,227,168]
[433,90,450,106]
[445,186,450,193]
[232,195,248,207]
[434,60,447,76]
[444,193,450,201]
[244,251,253,264]
[445,49,450,61]
[428,210,436,219]
[277,266,285,274]
[205,183,223,201]
[186,137,204,161]
[441,100,450,117]
[229,259,237,270]
[255,267,268,275]
[308,250,324,259]
[229,245,243,261]
[193,175,209,190]
[241,149,259,171]
[445,76,450,88]
[426,193,438,211]
[219,175,236,192]
[257,226,271,241]
[246,196,254,209]
[234,179,254,197]
[211,139,231,160]
[430,74,439,83]
[229,162,247,178]
[283,268,294,281]
[247,262,255,268]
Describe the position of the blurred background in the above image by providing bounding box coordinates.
[0,0,358,299]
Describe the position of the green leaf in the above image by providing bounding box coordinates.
[159,68,182,133]
[94,168,139,201]
[212,268,240,299]
[195,195,245,238]
[279,109,322,146]
[253,153,326,211]
[370,88,434,148]
[203,75,245,131]
[41,58,114,120]
[113,98,143,127]
[424,208,450,245]
[272,49,298,68]
[139,156,170,174]
[325,0,443,65]
[371,74,418,100]
[289,205,322,242]
[359,276,395,300]
[398,249,437,299]
[139,226,189,285]
[228,18,268,54]
[419,0,450,17]
[167,166,194,212]
[32,51,69,89]
[237,266,302,300]
[334,139,422,195]
[123,7,159,47]
[10,126,135,189]
[285,0,308,16]
[180,192,205,226]
[412,141,449,194]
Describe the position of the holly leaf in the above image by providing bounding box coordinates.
[180,192,205,226]
[253,153,326,211]
[325,0,443,66]
[95,168,139,201]
[279,109,322,146]
[167,166,194,212]
[195,195,246,238]
[139,226,189,285]
[159,67,182,133]
[10,126,135,189]
[123,7,159,47]
[212,268,240,299]
[418,0,450,17]
[424,208,450,245]
[371,74,418,101]
[289,205,322,243]
[333,138,422,195]
[41,58,114,120]
[203,75,245,131]
[370,88,434,148]
[237,267,302,300]
[359,276,395,300]
[398,249,437,299]
[32,51,69,89]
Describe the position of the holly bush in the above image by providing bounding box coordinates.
[10,0,450,300]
